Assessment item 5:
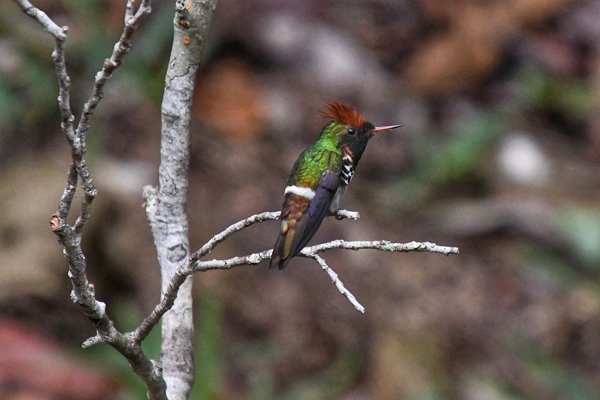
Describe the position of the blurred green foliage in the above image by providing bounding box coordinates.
[379,111,504,211]
[276,351,362,400]
[520,68,594,122]
[518,343,599,400]
[559,208,600,269]
[193,293,223,400]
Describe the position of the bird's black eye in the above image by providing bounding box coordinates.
[347,127,356,135]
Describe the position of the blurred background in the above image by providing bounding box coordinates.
[2,0,600,399]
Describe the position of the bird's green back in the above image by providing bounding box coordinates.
[289,122,345,188]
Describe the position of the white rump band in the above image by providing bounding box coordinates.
[284,185,315,200]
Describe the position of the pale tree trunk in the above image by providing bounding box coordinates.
[144,1,217,399]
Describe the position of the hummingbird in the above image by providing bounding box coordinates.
[270,102,401,269]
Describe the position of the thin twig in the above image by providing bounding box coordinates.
[133,265,191,343]
[309,253,365,313]
[190,208,359,261]
[13,0,76,146]
[192,211,279,260]
[76,0,151,140]
[191,240,458,272]
[13,0,66,38]
[307,239,460,256]
[56,162,78,220]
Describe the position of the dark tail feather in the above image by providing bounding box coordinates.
[271,221,298,270]
[270,233,289,270]
[269,255,287,270]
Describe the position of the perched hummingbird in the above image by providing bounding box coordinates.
[270,102,401,269]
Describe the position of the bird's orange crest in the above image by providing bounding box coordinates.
[321,102,366,127]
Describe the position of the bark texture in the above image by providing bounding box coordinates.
[144,1,217,399]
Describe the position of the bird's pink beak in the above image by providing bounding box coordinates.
[372,124,402,134]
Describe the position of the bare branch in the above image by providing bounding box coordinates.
[189,238,457,311]
[12,0,66,39]
[133,208,459,344]
[187,219,459,273]
[306,239,460,256]
[76,0,152,140]
[12,0,76,146]
[56,162,78,220]
[191,240,458,272]
[334,209,360,220]
[50,213,167,399]
[133,265,192,343]
[73,159,98,234]
[82,334,104,349]
[192,211,279,260]
[190,208,359,261]
[309,254,365,313]
[16,0,165,398]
